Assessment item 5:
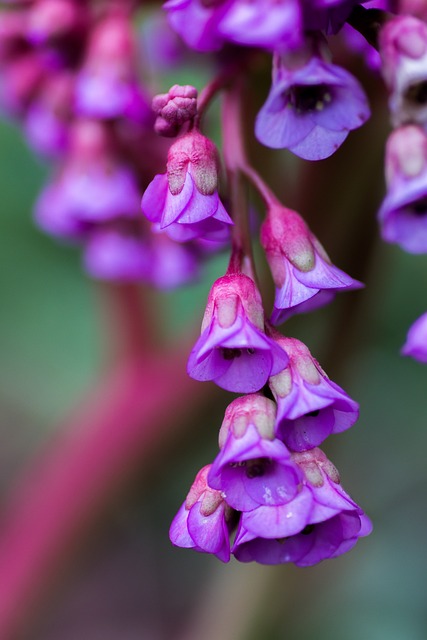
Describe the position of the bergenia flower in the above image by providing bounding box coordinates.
[378,125,427,253]
[83,225,150,282]
[401,311,427,363]
[380,15,427,127]
[216,0,302,50]
[255,46,370,160]
[208,395,301,511]
[301,0,361,35]
[187,273,289,392]
[74,12,151,123]
[233,448,372,566]
[169,465,233,562]
[269,337,359,451]
[141,130,233,242]
[261,204,363,324]
[165,0,302,52]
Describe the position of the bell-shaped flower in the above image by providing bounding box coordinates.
[269,337,359,451]
[187,273,289,392]
[169,465,233,562]
[232,448,372,566]
[401,310,427,363]
[379,15,427,127]
[378,125,427,253]
[165,0,302,52]
[74,11,151,123]
[261,205,362,324]
[35,120,141,239]
[141,131,233,242]
[255,45,370,160]
[208,395,301,511]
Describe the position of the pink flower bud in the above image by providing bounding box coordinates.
[153,84,198,136]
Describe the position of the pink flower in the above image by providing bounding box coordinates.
[141,131,233,242]
[269,337,359,451]
[169,465,232,562]
[261,204,362,323]
[187,273,289,392]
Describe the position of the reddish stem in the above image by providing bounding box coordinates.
[0,284,206,640]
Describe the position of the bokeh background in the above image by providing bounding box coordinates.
[0,52,427,640]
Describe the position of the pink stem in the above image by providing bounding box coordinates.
[0,282,206,640]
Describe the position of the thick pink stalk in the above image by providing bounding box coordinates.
[0,285,205,640]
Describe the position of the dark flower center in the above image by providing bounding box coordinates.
[306,410,320,417]
[407,197,427,217]
[405,80,427,106]
[222,348,242,360]
[245,458,271,479]
[287,83,332,113]
[301,524,315,535]
[221,347,255,360]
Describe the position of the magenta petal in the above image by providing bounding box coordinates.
[187,502,230,561]
[241,487,313,538]
[141,174,168,223]
[402,311,427,363]
[161,172,195,227]
[169,503,196,549]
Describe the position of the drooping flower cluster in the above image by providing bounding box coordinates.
[377,14,427,362]
[6,0,423,572]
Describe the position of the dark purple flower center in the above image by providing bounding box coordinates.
[286,83,332,113]
[405,80,427,106]
[305,410,320,417]
[221,347,255,360]
[244,457,271,479]
[407,197,427,216]
[301,524,315,535]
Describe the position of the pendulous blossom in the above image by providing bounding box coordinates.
[261,204,362,324]
[232,448,372,566]
[208,395,301,511]
[401,310,427,363]
[269,337,359,451]
[378,125,427,253]
[380,14,427,127]
[255,44,370,160]
[141,130,233,242]
[169,465,233,562]
[187,272,289,392]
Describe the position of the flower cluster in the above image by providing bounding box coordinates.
[158,0,386,567]
[0,0,217,287]
[377,15,427,362]
[6,0,425,572]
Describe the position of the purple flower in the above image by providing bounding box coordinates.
[142,131,233,242]
[301,0,361,35]
[401,311,427,363]
[378,125,427,254]
[255,47,370,160]
[74,12,151,123]
[164,0,227,52]
[187,273,289,392]
[269,337,359,451]
[169,465,232,562]
[208,395,301,511]
[216,0,302,50]
[261,205,363,323]
[380,15,427,127]
[83,225,150,282]
[232,448,372,566]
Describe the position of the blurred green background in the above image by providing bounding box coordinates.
[1,86,427,640]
